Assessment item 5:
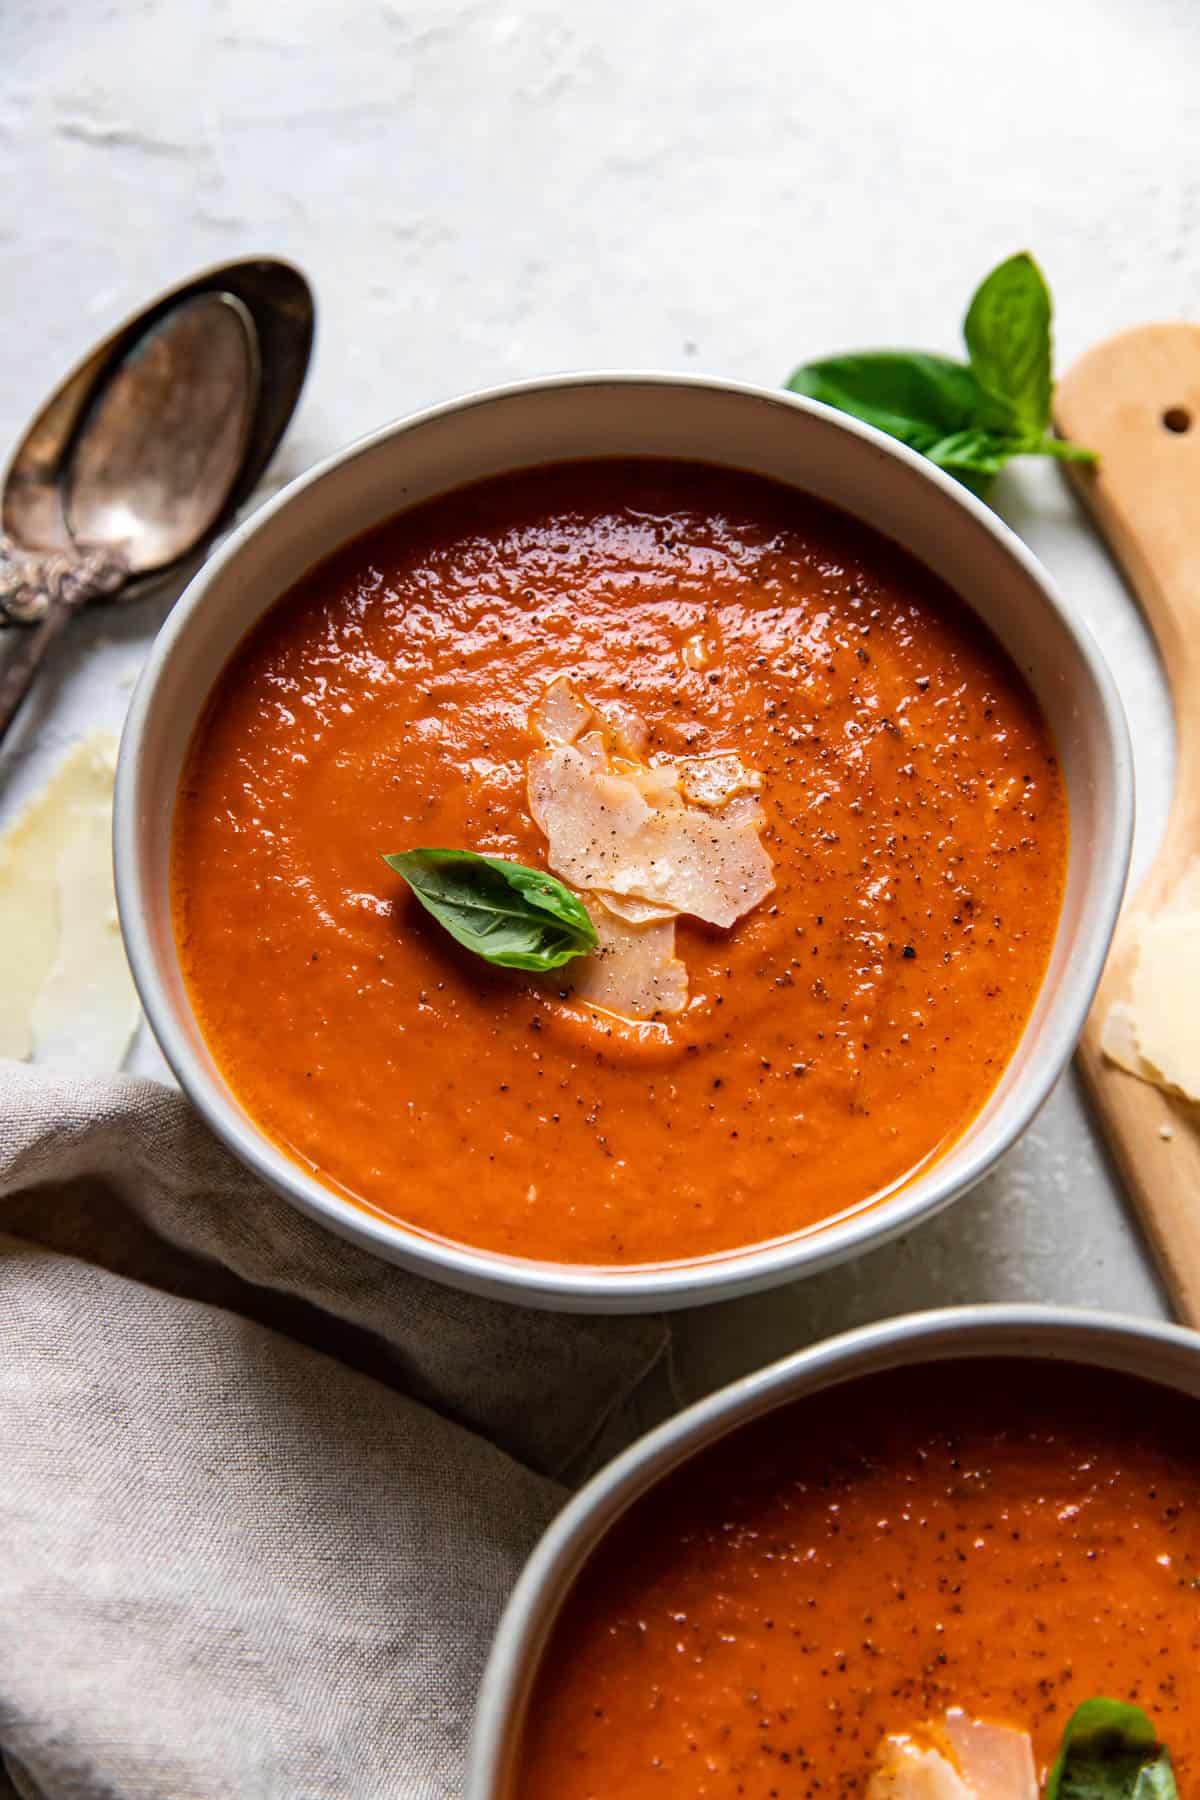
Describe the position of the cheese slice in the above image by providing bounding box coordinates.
[528,742,773,929]
[593,891,677,925]
[0,734,139,1070]
[596,698,649,760]
[567,897,688,1020]
[867,1714,1036,1800]
[530,674,593,747]
[867,1737,971,1800]
[526,677,773,1021]
[939,1711,1037,1800]
[678,753,762,809]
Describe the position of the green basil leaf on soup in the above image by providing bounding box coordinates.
[963,250,1054,437]
[383,848,598,972]
[1045,1698,1178,1800]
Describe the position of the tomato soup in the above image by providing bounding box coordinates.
[516,1360,1200,1797]
[172,460,1067,1265]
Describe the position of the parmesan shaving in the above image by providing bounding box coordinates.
[867,1715,1035,1800]
[938,1712,1037,1800]
[867,1738,971,1800]
[530,675,593,747]
[718,791,767,828]
[593,891,677,925]
[597,699,649,760]
[529,740,773,928]
[525,677,774,1022]
[678,753,763,808]
[0,734,139,1070]
[567,897,688,1020]
[625,760,682,808]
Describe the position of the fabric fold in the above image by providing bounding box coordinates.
[0,1063,669,1799]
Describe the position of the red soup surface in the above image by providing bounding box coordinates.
[516,1359,1200,1797]
[172,460,1067,1265]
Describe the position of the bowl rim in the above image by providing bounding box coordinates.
[114,369,1134,1311]
[465,1302,1196,1797]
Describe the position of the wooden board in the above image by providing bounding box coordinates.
[1055,324,1200,1324]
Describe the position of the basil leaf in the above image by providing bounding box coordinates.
[963,251,1053,437]
[383,848,597,972]
[782,252,1097,502]
[785,352,987,449]
[1046,1699,1178,1800]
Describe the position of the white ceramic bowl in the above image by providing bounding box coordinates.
[114,374,1132,1312]
[466,1304,1200,1798]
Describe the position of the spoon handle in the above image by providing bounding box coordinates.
[0,536,129,748]
[0,597,73,745]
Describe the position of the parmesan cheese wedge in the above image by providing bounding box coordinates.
[1127,912,1200,1101]
[0,734,139,1070]
[1101,858,1200,1103]
[1101,998,1175,1090]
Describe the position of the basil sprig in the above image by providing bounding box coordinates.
[1047,1699,1178,1800]
[786,252,1096,497]
[383,848,598,972]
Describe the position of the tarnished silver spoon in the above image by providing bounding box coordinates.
[0,257,314,746]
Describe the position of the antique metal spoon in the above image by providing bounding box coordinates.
[0,257,314,745]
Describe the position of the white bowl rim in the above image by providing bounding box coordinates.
[114,370,1134,1311]
[465,1302,1196,1797]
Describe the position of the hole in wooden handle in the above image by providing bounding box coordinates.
[1162,405,1191,434]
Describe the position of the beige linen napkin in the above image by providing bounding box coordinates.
[0,1062,669,1800]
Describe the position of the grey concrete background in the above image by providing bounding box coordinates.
[3,0,1191,1400]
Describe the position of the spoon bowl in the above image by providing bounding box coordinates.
[65,292,259,577]
[0,258,313,746]
[3,257,313,578]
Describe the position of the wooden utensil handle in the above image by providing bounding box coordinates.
[1055,325,1200,1325]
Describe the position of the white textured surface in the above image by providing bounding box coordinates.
[3,0,1195,1393]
